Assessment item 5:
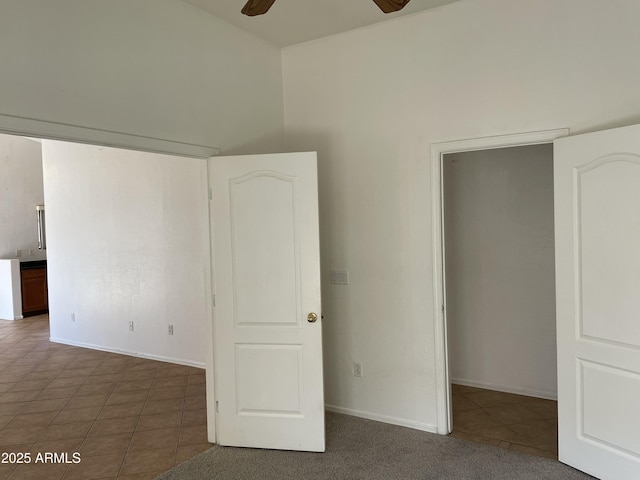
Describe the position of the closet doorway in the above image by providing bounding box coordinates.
[441,143,558,458]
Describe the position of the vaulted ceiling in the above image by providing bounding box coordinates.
[181,0,462,47]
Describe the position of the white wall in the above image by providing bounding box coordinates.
[0,0,284,155]
[282,0,640,430]
[0,259,22,320]
[0,134,45,260]
[0,1,285,365]
[42,140,210,366]
[444,145,556,399]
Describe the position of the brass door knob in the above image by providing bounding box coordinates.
[307,312,318,323]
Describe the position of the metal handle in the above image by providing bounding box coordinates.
[307,312,318,323]
[36,205,46,250]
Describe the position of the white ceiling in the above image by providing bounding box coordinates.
[181,0,462,47]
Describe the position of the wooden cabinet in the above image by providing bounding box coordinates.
[21,266,48,316]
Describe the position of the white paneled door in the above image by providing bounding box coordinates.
[208,152,325,452]
[554,125,640,479]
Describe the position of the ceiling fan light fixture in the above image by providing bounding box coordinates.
[241,0,276,16]
[241,0,412,17]
[372,0,412,13]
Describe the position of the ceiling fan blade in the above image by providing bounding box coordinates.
[241,0,277,16]
[372,0,412,13]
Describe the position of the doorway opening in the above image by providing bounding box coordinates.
[0,117,220,446]
[430,129,569,454]
[442,144,558,459]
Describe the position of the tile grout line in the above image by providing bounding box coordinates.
[70,364,125,480]
[1,317,204,480]
[17,334,95,480]
[115,363,158,479]
[451,385,558,458]
[0,317,78,480]
[173,376,190,469]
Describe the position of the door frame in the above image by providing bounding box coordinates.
[0,112,217,158]
[430,128,569,435]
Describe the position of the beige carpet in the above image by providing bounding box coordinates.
[156,412,595,480]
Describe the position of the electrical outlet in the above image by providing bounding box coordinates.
[129,321,134,332]
[15,249,22,258]
[71,313,75,322]
[168,324,174,336]
[352,361,363,378]
[28,249,33,256]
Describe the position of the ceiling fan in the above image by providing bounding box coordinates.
[241,0,411,16]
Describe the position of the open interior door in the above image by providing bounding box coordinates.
[554,125,640,479]
[208,152,325,452]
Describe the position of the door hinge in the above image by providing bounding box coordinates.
[215,400,219,413]
[212,294,216,307]
[208,188,212,200]
[441,304,445,313]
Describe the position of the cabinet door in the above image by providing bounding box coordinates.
[21,268,48,314]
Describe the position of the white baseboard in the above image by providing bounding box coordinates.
[49,337,206,370]
[450,377,557,400]
[325,404,438,434]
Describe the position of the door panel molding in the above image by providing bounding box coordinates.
[555,124,640,479]
[208,152,325,452]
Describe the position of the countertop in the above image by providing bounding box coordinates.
[19,259,47,270]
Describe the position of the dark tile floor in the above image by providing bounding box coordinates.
[0,315,213,480]
[450,383,558,459]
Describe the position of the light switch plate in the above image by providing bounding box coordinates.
[330,269,349,285]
